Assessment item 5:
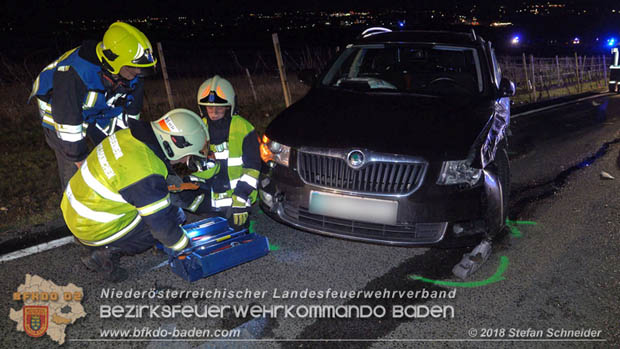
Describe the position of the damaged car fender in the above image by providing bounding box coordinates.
[481,97,511,168]
[468,96,511,236]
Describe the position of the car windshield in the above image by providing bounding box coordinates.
[321,44,484,96]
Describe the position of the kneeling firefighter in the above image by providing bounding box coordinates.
[172,75,261,230]
[61,109,209,282]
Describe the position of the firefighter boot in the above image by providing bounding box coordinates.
[452,239,492,280]
[81,247,128,282]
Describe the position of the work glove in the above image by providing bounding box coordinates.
[167,174,183,187]
[227,195,249,228]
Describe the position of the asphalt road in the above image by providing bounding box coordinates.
[1,93,619,348]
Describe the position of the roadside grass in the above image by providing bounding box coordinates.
[512,78,608,105]
[0,74,309,234]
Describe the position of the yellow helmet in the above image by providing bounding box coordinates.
[196,75,236,117]
[96,21,157,75]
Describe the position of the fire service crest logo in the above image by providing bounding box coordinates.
[23,305,49,338]
[10,274,86,345]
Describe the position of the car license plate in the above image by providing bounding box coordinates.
[309,191,398,225]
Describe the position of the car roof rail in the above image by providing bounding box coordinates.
[470,28,477,41]
[361,27,392,38]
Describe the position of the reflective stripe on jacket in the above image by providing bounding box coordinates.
[192,115,259,208]
[60,128,187,250]
[29,45,139,139]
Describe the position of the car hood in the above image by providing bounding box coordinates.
[265,87,495,160]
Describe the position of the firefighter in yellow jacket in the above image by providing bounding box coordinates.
[61,108,209,282]
[173,76,261,230]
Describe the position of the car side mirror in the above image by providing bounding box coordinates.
[298,69,318,86]
[498,77,516,97]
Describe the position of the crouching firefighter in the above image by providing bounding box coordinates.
[172,75,261,231]
[29,21,157,191]
[61,109,209,282]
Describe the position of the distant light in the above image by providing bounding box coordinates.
[608,38,616,46]
[572,37,580,45]
[398,20,405,28]
[490,21,513,27]
[511,36,520,45]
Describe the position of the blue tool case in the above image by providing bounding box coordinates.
[160,217,269,282]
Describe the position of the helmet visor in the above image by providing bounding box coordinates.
[199,90,229,105]
[132,47,156,65]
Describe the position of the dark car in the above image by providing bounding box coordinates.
[258,28,515,246]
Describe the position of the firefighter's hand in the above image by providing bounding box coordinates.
[187,155,219,173]
[75,160,84,169]
[230,195,249,227]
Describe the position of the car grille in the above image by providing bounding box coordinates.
[282,204,446,244]
[297,151,427,195]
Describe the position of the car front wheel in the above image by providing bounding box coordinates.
[487,145,510,237]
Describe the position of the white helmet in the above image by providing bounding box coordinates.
[151,108,209,161]
[196,75,236,117]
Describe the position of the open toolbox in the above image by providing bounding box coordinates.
[159,216,269,282]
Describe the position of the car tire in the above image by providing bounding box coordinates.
[491,144,511,229]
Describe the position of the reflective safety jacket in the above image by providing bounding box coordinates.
[192,114,261,210]
[29,40,144,162]
[61,126,188,251]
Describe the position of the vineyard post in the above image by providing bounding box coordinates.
[245,68,258,103]
[522,53,532,102]
[272,33,292,107]
[156,42,175,109]
[603,54,607,85]
[574,52,581,92]
[530,54,537,102]
[555,55,561,87]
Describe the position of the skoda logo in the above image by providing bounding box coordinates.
[347,150,365,169]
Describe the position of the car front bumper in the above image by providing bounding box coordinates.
[259,159,503,247]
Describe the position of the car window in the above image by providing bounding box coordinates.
[321,44,484,95]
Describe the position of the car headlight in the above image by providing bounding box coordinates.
[436,160,482,186]
[260,135,291,167]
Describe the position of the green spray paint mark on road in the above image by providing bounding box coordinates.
[409,220,533,287]
[507,223,523,238]
[250,219,279,251]
[409,256,509,288]
[505,219,537,226]
[505,219,538,238]
[249,220,257,234]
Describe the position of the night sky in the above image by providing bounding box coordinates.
[4,0,618,23]
[1,0,618,57]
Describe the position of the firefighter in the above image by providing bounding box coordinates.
[61,109,209,282]
[174,75,261,230]
[29,21,157,191]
